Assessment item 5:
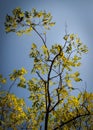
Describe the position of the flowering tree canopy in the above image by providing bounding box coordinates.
[0,8,93,130]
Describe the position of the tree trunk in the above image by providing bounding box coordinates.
[45,111,49,130]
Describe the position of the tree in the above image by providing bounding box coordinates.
[0,7,93,130]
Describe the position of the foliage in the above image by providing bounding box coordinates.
[0,74,7,84]
[0,7,93,130]
[0,91,26,130]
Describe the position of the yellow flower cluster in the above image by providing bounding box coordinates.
[0,74,6,84]
[0,92,26,128]
[10,67,27,80]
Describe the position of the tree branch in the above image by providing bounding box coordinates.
[50,72,62,80]
[53,113,91,130]
[32,27,46,46]
[8,79,16,93]
[49,98,63,113]
[36,71,45,82]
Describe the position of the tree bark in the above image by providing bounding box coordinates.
[45,111,49,130]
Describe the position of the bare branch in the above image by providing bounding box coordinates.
[36,71,46,82]
[50,72,62,80]
[8,79,16,93]
[53,113,91,130]
[32,27,46,46]
[49,98,63,113]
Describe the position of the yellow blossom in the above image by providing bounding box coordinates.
[70,34,74,40]
[1,78,6,84]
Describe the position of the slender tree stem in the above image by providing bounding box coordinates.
[32,27,46,46]
[8,79,16,93]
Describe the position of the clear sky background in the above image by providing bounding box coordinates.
[0,0,93,105]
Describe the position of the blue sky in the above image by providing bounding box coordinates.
[0,0,93,104]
